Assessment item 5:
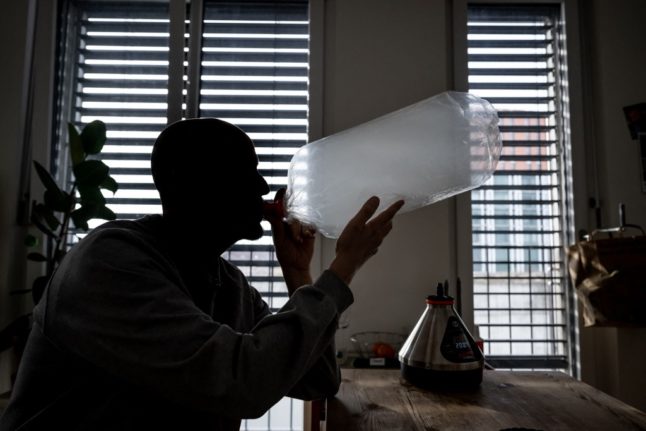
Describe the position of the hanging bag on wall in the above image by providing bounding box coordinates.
[567,210,646,327]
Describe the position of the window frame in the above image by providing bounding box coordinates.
[451,0,589,377]
[52,0,318,428]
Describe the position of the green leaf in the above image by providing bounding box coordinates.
[44,189,70,212]
[24,234,39,247]
[30,215,56,238]
[78,185,105,207]
[32,275,49,304]
[73,160,109,187]
[71,213,89,231]
[68,123,85,166]
[96,205,117,221]
[80,120,106,155]
[65,192,77,210]
[33,161,62,195]
[71,206,98,231]
[100,175,118,193]
[33,203,60,231]
[27,252,47,262]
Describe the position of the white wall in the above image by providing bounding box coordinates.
[577,0,646,412]
[317,0,455,351]
[0,0,56,393]
[0,0,32,394]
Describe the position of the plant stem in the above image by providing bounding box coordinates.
[50,183,76,275]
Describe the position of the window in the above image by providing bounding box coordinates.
[57,1,309,429]
[200,2,310,313]
[66,2,169,226]
[466,4,576,372]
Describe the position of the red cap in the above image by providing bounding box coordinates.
[426,298,455,305]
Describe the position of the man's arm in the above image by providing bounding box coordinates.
[248,272,344,401]
[267,196,405,399]
[287,342,340,400]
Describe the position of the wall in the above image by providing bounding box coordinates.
[577,0,646,412]
[318,0,455,352]
[319,0,646,412]
[0,0,56,394]
[0,0,32,394]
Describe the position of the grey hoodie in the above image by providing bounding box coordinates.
[0,215,352,430]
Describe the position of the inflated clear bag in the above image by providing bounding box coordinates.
[286,91,502,238]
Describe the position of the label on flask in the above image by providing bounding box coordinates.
[369,357,386,367]
[440,316,478,363]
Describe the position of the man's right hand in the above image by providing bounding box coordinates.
[329,197,405,285]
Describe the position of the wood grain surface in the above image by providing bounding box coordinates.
[326,369,646,431]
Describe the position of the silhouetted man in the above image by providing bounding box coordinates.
[0,118,403,430]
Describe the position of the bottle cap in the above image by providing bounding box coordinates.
[426,297,455,305]
[426,282,454,305]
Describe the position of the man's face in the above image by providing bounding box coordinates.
[195,135,270,242]
[223,140,271,241]
[162,119,269,246]
[157,119,271,246]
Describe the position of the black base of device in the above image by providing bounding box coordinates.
[401,363,483,390]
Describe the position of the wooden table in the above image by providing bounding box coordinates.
[325,369,646,430]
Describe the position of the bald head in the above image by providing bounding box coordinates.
[152,118,255,205]
[151,118,270,242]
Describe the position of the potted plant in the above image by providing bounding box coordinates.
[0,120,118,383]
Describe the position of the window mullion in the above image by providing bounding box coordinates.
[186,0,204,118]
[167,0,185,123]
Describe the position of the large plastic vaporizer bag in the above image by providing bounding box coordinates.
[286,91,502,238]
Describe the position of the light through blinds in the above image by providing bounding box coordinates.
[73,3,170,230]
[201,2,310,313]
[67,2,308,429]
[71,2,308,314]
[467,5,574,371]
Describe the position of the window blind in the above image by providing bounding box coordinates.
[200,1,309,313]
[73,2,170,230]
[65,2,308,429]
[72,1,309,314]
[467,5,574,371]
[198,4,309,428]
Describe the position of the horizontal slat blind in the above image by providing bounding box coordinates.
[72,2,170,232]
[67,2,308,429]
[73,2,309,314]
[467,5,571,370]
[201,2,309,314]
[198,5,309,428]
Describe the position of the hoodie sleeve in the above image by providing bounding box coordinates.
[285,271,347,400]
[248,271,348,401]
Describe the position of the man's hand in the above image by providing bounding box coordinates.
[267,188,316,294]
[329,197,405,285]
